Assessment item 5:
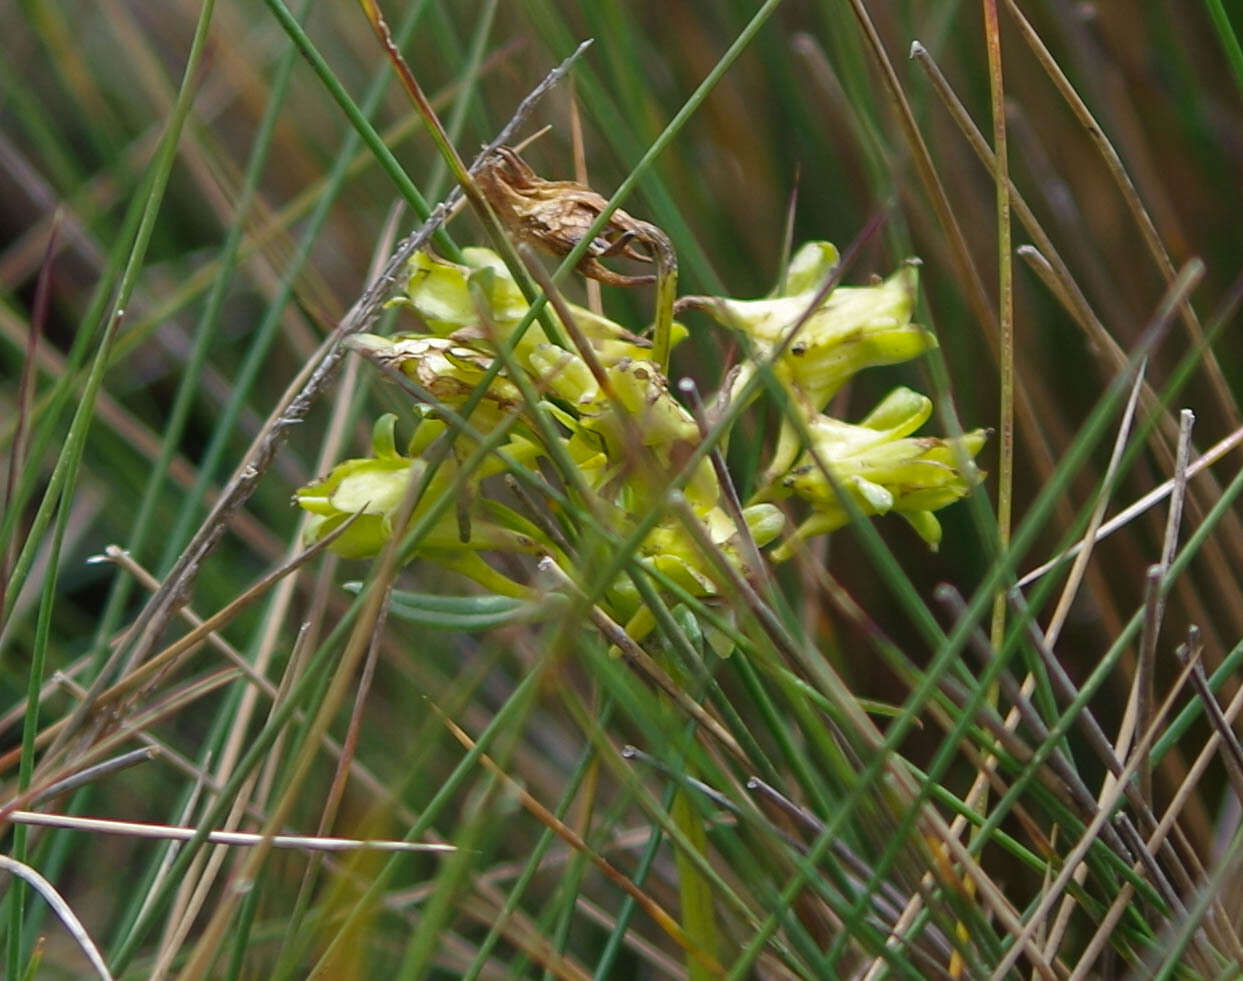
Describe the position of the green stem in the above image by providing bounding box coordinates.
[672,788,718,981]
[652,237,679,373]
[264,0,453,255]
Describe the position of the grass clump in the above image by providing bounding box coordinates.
[2,2,1243,979]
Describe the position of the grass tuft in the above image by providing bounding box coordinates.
[2,2,1242,978]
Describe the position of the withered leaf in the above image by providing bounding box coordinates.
[475,146,672,287]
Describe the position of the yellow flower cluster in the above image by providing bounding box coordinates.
[295,242,985,626]
[690,242,987,554]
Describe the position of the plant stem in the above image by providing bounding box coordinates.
[672,788,718,981]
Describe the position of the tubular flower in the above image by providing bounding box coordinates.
[765,388,987,558]
[692,241,936,478]
[635,503,785,597]
[608,500,785,645]
[531,346,723,520]
[295,414,546,594]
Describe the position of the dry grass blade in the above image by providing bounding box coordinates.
[93,513,353,708]
[1001,0,1238,429]
[1135,410,1195,799]
[6,810,454,853]
[1017,421,1243,588]
[430,701,726,976]
[538,556,747,765]
[0,855,113,981]
[1178,633,1243,804]
[838,1,994,333]
[0,669,242,826]
[1043,361,1147,647]
[940,587,1130,856]
[987,646,1206,979]
[27,746,157,806]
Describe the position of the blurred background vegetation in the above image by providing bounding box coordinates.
[2,0,1243,977]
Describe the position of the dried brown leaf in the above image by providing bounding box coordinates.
[476,146,670,287]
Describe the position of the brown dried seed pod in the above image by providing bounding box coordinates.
[475,145,670,287]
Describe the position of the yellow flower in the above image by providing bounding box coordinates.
[295,414,546,588]
[529,347,719,511]
[608,501,785,646]
[392,248,687,368]
[765,388,987,557]
[692,242,935,478]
